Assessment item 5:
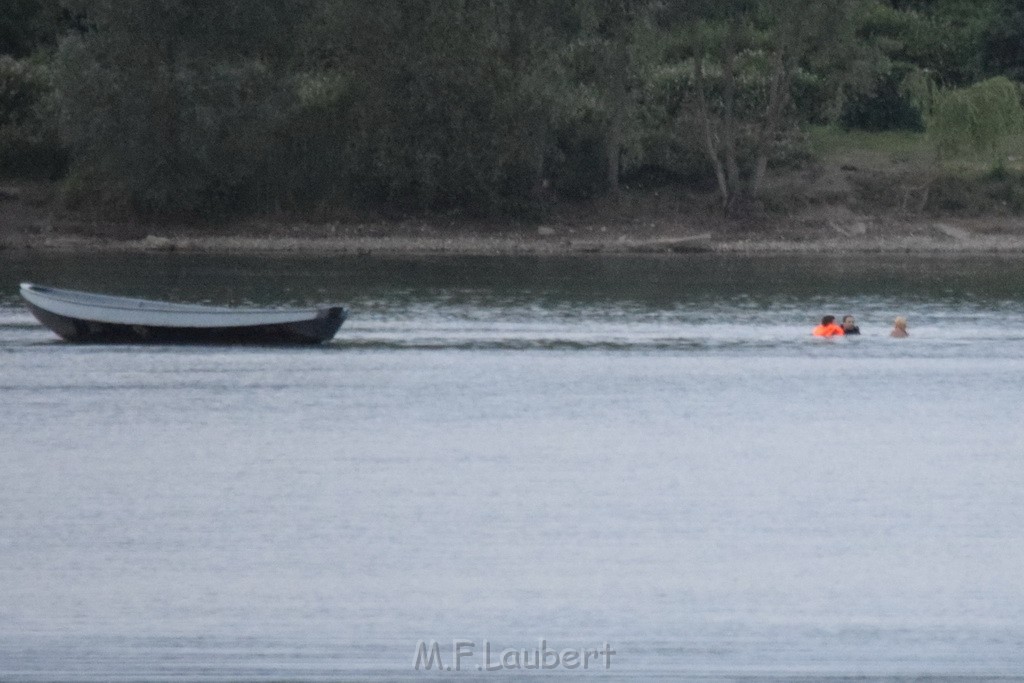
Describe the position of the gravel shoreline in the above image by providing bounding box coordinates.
[7,180,1024,256]
[5,206,1024,256]
[6,230,1024,256]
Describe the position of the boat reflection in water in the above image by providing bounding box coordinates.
[19,282,346,344]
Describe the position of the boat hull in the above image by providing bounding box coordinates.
[21,284,346,345]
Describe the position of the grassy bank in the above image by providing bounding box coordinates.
[808,126,933,172]
[805,125,1024,216]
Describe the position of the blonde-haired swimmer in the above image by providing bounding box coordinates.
[890,316,908,338]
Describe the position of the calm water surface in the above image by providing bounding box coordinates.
[2,253,1024,681]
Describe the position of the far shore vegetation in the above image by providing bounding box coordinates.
[4,0,1024,227]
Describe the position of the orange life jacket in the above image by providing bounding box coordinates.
[812,323,845,337]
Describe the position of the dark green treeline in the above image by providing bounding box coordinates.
[2,0,1023,218]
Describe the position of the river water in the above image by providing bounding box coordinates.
[2,252,1024,681]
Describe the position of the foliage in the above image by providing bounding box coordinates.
[876,0,999,87]
[840,0,1007,133]
[0,0,1019,221]
[0,0,68,57]
[980,0,1024,82]
[557,0,660,194]
[927,76,1024,161]
[672,0,871,213]
[840,68,925,131]
[319,0,562,216]
[633,63,714,184]
[53,0,303,215]
[0,56,42,126]
[267,69,355,210]
[926,168,1024,215]
[0,55,65,176]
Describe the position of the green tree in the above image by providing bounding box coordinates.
[896,73,1024,211]
[927,76,1024,162]
[563,0,657,195]
[885,0,999,87]
[54,0,307,215]
[981,0,1024,82]
[321,0,562,215]
[1,0,68,57]
[676,0,869,214]
[838,1,1007,132]
[0,0,74,177]
[0,55,66,176]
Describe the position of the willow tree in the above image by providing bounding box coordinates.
[676,0,868,214]
[897,74,1024,211]
[928,76,1024,163]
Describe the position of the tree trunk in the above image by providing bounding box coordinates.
[606,36,629,196]
[607,124,621,195]
[721,13,741,214]
[749,26,796,202]
[693,46,730,210]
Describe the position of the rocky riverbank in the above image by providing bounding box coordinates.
[5,180,1024,256]
[6,219,1024,256]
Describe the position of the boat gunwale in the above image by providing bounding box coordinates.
[19,282,346,331]
[20,283,337,316]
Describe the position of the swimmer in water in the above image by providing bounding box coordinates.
[890,316,908,338]
[812,315,845,337]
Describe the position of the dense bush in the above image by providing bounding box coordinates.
[53,2,298,216]
[840,69,925,132]
[0,0,67,58]
[0,55,65,177]
[632,65,711,184]
[328,1,556,216]
[981,0,1024,82]
[546,107,609,200]
[926,170,1024,215]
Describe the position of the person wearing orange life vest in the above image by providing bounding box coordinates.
[812,315,845,337]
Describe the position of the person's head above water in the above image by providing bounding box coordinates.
[813,315,844,337]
